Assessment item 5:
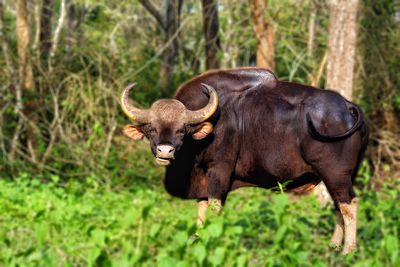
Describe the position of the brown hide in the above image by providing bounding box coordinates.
[162,68,368,205]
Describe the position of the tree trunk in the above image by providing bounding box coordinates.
[0,0,12,76]
[17,0,39,162]
[248,0,275,71]
[17,0,34,91]
[159,0,181,91]
[326,0,359,100]
[314,0,360,205]
[139,0,183,92]
[0,0,16,158]
[40,0,54,58]
[201,0,221,69]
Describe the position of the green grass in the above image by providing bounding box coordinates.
[0,173,399,267]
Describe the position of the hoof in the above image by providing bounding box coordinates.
[330,236,343,250]
[342,245,356,255]
[329,242,342,251]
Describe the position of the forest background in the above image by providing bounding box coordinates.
[0,0,399,266]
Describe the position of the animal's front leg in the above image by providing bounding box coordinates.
[197,200,208,227]
[196,198,222,228]
[206,161,232,208]
[195,160,231,228]
[197,161,231,227]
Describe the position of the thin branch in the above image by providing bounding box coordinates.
[310,50,328,87]
[32,0,41,53]
[9,113,24,161]
[9,81,24,161]
[307,5,317,57]
[139,0,166,31]
[49,0,68,68]
[120,17,189,82]
[103,119,116,161]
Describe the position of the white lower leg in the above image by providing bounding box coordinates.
[331,210,344,247]
[339,198,358,254]
[197,200,208,228]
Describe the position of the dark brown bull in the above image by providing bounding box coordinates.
[121,68,368,254]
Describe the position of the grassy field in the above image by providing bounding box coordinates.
[0,169,399,267]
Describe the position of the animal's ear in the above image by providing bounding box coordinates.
[123,125,145,140]
[192,122,213,140]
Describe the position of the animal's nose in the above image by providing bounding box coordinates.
[156,145,175,158]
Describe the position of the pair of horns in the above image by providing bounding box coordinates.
[120,83,219,124]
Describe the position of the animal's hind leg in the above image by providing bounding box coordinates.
[339,197,358,254]
[307,132,363,254]
[318,170,358,254]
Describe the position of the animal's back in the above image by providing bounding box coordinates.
[175,68,278,111]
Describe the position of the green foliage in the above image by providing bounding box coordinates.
[357,0,400,114]
[0,168,399,266]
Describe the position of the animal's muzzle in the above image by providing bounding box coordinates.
[155,144,175,166]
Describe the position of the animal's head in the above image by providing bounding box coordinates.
[121,83,218,166]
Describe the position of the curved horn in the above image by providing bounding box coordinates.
[120,83,149,123]
[186,83,219,124]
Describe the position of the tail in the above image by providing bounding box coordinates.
[306,102,364,142]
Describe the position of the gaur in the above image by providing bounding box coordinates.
[120,68,368,254]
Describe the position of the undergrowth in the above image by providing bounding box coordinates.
[0,166,398,267]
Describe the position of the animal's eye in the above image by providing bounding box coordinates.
[148,128,157,134]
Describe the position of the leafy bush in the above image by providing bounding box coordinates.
[0,168,399,266]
